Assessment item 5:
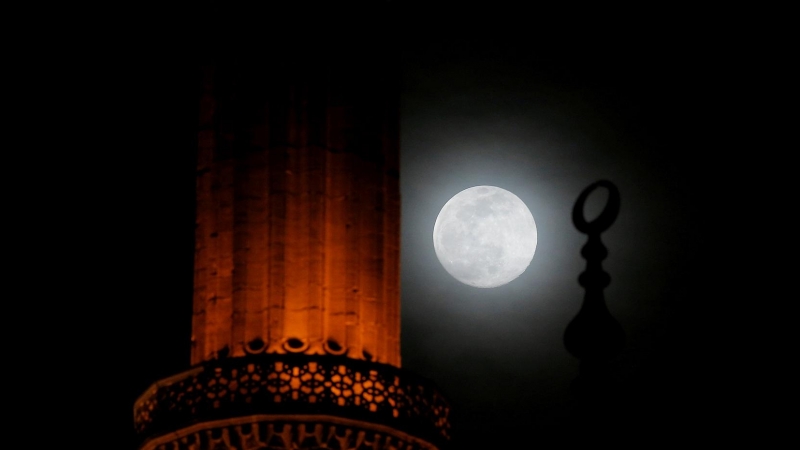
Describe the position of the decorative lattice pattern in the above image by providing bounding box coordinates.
[134,355,449,448]
[142,420,436,450]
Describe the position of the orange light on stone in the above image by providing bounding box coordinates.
[134,37,450,450]
[191,66,401,368]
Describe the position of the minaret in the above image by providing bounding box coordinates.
[133,30,450,450]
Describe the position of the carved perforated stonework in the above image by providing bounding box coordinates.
[142,419,436,450]
[135,354,449,449]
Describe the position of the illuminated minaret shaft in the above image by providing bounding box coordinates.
[192,60,401,367]
[134,44,450,450]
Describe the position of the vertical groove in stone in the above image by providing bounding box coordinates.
[266,82,289,351]
[345,146,361,359]
[258,95,272,354]
[307,142,325,353]
[372,152,386,364]
[379,87,396,365]
[215,157,235,359]
[306,81,327,356]
[285,83,315,344]
[231,154,247,358]
[360,152,380,362]
[283,84,302,342]
[383,84,402,367]
[243,152,268,354]
[323,102,349,354]
[385,179,401,366]
[305,83,326,354]
[192,65,215,365]
[267,164,286,352]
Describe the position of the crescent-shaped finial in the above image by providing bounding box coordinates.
[572,180,620,235]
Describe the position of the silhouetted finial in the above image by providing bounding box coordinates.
[564,180,625,363]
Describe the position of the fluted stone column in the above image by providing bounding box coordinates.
[191,56,401,368]
[134,40,450,450]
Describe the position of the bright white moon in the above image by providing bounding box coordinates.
[433,186,537,288]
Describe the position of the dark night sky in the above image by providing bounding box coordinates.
[118,3,782,447]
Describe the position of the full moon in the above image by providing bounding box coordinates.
[433,186,537,288]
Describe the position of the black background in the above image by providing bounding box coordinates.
[108,2,785,447]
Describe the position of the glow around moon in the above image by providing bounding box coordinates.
[433,186,537,288]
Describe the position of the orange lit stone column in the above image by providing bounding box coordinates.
[191,59,401,368]
[135,40,450,450]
